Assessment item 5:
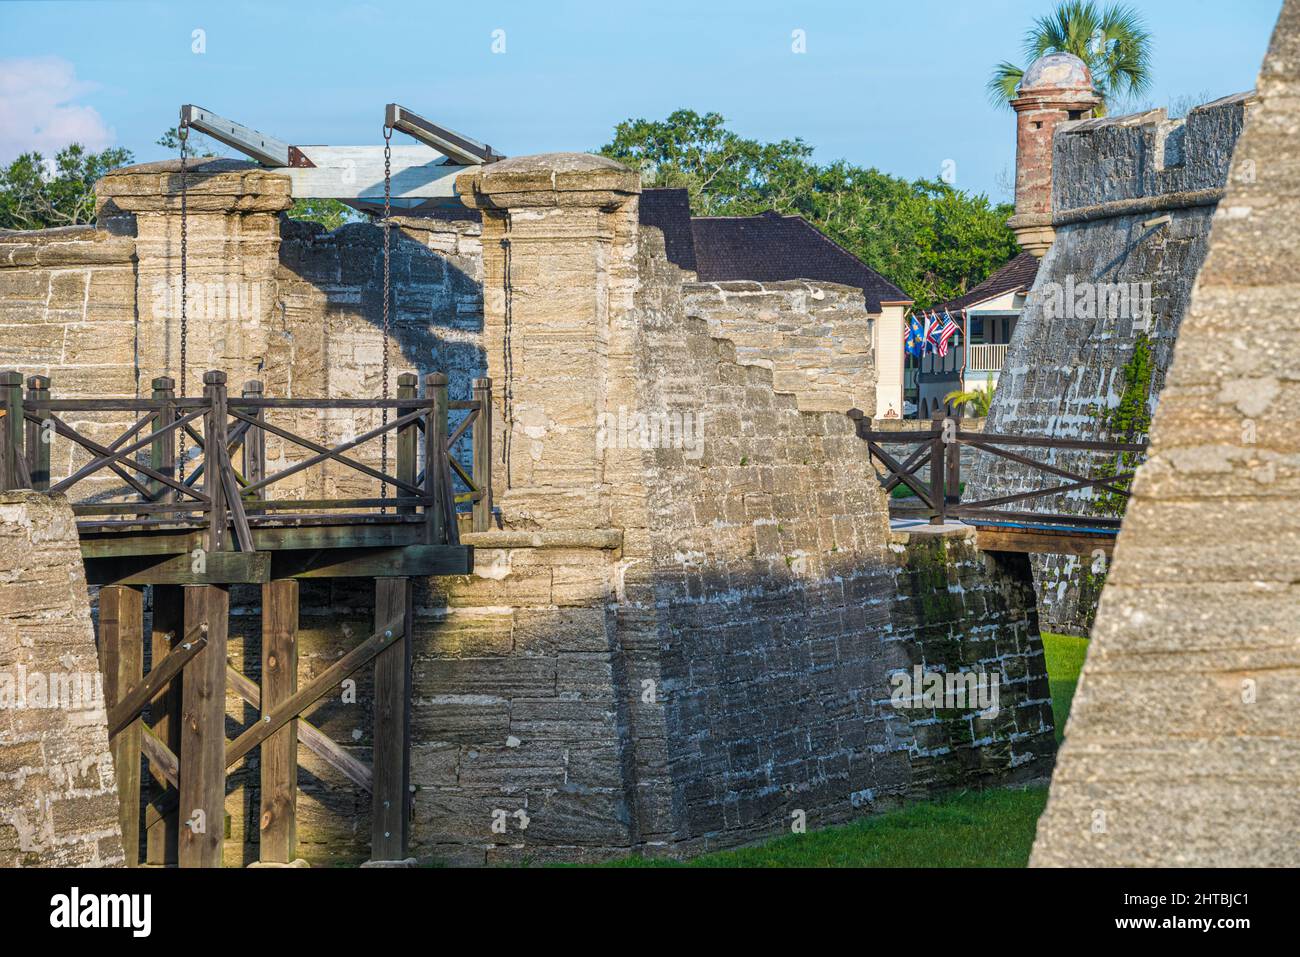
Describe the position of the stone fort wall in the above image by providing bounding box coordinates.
[966,91,1256,635]
[0,491,124,866]
[1033,0,1300,865]
[0,155,1055,864]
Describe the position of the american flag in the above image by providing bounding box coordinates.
[936,310,960,357]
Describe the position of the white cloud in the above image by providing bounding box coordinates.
[0,56,115,164]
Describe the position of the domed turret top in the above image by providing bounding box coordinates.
[1020,52,1095,92]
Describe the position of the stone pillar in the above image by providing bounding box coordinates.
[1007,53,1101,257]
[457,153,641,530]
[95,159,294,397]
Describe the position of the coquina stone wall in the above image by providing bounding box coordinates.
[0,152,1056,865]
[1033,0,1300,865]
[0,491,124,866]
[966,91,1256,635]
[681,280,877,414]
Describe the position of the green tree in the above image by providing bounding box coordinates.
[987,1,1152,115]
[600,110,1018,307]
[0,144,134,230]
[945,374,997,418]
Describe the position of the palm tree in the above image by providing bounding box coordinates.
[945,374,996,418]
[988,1,1152,116]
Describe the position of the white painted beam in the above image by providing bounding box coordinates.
[281,145,477,200]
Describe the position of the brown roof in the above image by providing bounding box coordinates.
[931,252,1039,313]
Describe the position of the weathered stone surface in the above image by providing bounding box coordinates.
[968,90,1256,634]
[1031,0,1300,867]
[0,492,124,867]
[0,150,1054,866]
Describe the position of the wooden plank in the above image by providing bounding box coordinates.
[99,585,144,866]
[371,578,412,862]
[225,614,403,768]
[227,666,372,794]
[280,145,472,200]
[146,585,183,866]
[106,624,206,738]
[83,550,270,586]
[974,526,1117,557]
[270,544,473,580]
[181,105,291,166]
[178,585,228,868]
[259,579,299,864]
[141,726,179,790]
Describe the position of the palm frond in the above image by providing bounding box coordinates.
[987,62,1026,108]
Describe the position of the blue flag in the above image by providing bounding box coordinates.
[904,314,925,357]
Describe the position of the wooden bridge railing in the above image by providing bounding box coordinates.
[0,369,495,539]
[0,367,494,867]
[848,409,1148,532]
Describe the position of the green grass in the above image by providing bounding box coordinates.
[1042,631,1089,743]
[601,631,1089,868]
[604,788,1049,867]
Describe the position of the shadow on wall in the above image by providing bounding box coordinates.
[276,217,487,404]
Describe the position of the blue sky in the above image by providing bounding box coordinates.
[0,0,1283,200]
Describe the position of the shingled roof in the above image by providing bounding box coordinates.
[931,251,1039,313]
[639,189,911,313]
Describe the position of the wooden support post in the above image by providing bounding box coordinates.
[203,372,228,552]
[946,428,962,507]
[0,371,23,490]
[149,377,176,504]
[99,585,145,865]
[242,380,265,497]
[424,373,448,545]
[145,585,183,865]
[259,578,298,864]
[472,376,493,532]
[396,374,417,517]
[370,577,412,862]
[178,584,228,868]
[25,375,50,491]
[930,410,947,526]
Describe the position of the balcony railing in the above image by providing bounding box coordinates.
[967,343,1009,373]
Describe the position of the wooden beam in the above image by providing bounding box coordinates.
[141,726,179,790]
[83,551,270,586]
[974,525,1116,558]
[371,578,412,862]
[106,623,207,738]
[180,105,291,167]
[178,585,228,868]
[280,145,473,200]
[259,579,299,864]
[386,104,503,164]
[269,544,473,580]
[99,585,144,866]
[146,585,184,865]
[224,614,403,768]
[227,666,372,794]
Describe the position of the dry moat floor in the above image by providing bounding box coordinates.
[592,632,1089,868]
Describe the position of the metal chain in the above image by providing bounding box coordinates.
[178,124,189,481]
[380,125,393,508]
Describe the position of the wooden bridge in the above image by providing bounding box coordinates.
[0,368,491,867]
[848,410,1147,558]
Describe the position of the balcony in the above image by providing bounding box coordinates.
[967,343,1009,373]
